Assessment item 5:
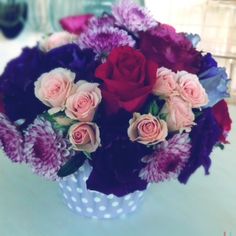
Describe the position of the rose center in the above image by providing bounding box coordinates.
[73,128,90,144]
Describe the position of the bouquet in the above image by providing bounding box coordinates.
[0,0,232,218]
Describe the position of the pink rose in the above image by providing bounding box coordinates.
[39,31,76,52]
[69,122,101,153]
[128,113,168,145]
[161,96,195,132]
[34,68,75,114]
[152,67,178,97]
[176,71,208,108]
[65,81,102,122]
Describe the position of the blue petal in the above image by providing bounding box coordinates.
[185,33,201,48]
[199,67,230,107]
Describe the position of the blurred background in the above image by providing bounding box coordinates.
[0,0,236,102]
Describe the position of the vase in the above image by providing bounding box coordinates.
[59,161,146,219]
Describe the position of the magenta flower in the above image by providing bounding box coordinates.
[77,26,135,56]
[139,133,191,183]
[24,117,72,180]
[0,113,25,163]
[112,0,157,32]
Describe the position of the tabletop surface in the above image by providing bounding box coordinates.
[0,31,236,236]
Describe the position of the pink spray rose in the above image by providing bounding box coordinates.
[69,122,101,153]
[128,113,168,145]
[34,68,75,114]
[152,67,178,97]
[65,81,102,122]
[161,96,195,132]
[39,31,76,52]
[176,71,208,108]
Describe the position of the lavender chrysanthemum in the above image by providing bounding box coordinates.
[112,0,157,32]
[139,133,191,183]
[77,26,135,56]
[24,117,72,180]
[0,113,25,163]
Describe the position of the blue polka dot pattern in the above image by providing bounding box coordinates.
[59,161,146,219]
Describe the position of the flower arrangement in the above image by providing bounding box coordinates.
[0,0,232,212]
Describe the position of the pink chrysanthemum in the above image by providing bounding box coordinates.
[0,113,25,163]
[139,133,191,183]
[77,26,135,56]
[112,0,157,32]
[24,117,72,180]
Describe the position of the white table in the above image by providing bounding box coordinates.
[0,31,236,236]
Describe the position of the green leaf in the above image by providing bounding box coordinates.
[159,113,168,121]
[149,100,160,116]
[42,112,74,134]
[57,153,85,177]
[83,151,92,160]
[216,143,225,150]
[194,110,203,118]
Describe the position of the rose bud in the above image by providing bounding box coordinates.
[34,68,76,114]
[176,71,208,108]
[128,113,168,145]
[39,31,76,52]
[69,122,101,153]
[65,81,102,122]
[152,67,178,97]
[161,96,195,132]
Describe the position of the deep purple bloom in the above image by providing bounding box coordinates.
[178,108,221,184]
[0,44,98,125]
[139,133,191,183]
[42,43,98,82]
[24,116,72,180]
[140,23,202,74]
[86,110,151,197]
[112,0,157,32]
[199,53,218,76]
[0,47,47,125]
[0,113,25,163]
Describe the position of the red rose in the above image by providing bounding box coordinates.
[212,100,232,143]
[0,93,4,113]
[95,46,158,114]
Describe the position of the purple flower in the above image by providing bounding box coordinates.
[178,108,221,184]
[0,44,98,126]
[24,116,72,180]
[86,110,151,197]
[139,133,191,183]
[199,53,218,75]
[140,23,202,74]
[77,26,135,56]
[0,113,25,163]
[112,0,157,32]
[88,15,115,28]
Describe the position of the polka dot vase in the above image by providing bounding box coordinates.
[59,161,146,219]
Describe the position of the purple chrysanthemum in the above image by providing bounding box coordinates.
[88,15,115,29]
[0,113,25,163]
[112,0,157,32]
[24,116,72,180]
[77,26,135,56]
[139,133,191,183]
